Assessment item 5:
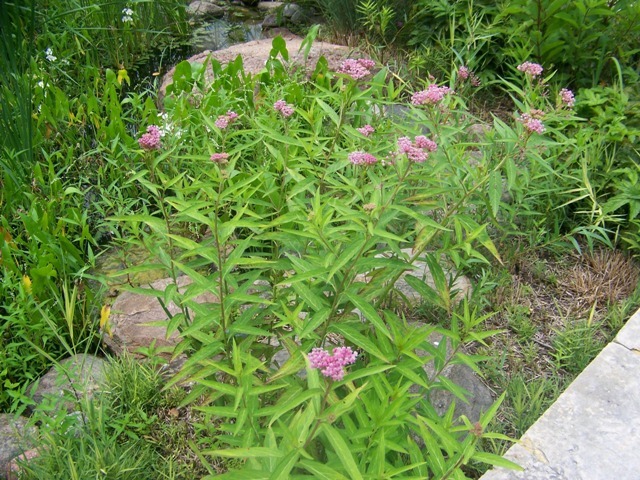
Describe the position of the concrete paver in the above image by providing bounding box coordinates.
[481,308,640,480]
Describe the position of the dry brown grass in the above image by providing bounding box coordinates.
[479,247,640,378]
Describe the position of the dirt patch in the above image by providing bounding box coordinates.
[480,248,639,378]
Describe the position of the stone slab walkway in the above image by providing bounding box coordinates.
[481,307,640,480]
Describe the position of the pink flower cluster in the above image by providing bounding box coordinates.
[138,125,161,150]
[337,58,376,80]
[559,88,575,108]
[518,112,545,134]
[357,124,375,137]
[411,84,452,106]
[517,61,543,77]
[214,110,239,129]
[348,150,378,165]
[210,152,229,163]
[458,65,481,87]
[397,135,437,163]
[274,100,295,117]
[308,346,358,381]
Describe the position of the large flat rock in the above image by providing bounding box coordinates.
[159,33,353,101]
[481,307,640,479]
[103,276,219,358]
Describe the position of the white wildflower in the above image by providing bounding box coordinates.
[45,48,56,62]
[121,7,134,23]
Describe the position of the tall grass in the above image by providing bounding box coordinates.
[0,0,36,210]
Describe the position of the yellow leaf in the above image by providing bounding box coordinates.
[117,69,130,86]
[100,305,113,337]
[22,275,32,294]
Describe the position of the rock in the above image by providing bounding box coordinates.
[261,13,280,29]
[186,0,226,19]
[28,354,107,412]
[103,276,219,358]
[467,122,491,142]
[227,5,263,21]
[356,248,473,306]
[0,415,37,480]
[282,3,301,18]
[7,448,39,480]
[159,34,353,102]
[428,363,494,422]
[418,333,493,423]
[258,1,283,10]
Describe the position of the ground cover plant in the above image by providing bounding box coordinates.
[1,0,640,478]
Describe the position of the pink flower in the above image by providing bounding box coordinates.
[210,152,230,163]
[559,88,575,108]
[349,151,378,165]
[458,66,470,80]
[337,58,375,80]
[274,100,295,117]
[357,124,375,137]
[471,75,481,87]
[397,135,437,163]
[308,346,358,381]
[138,125,161,150]
[411,84,452,106]
[518,113,546,134]
[517,61,543,77]
[214,110,239,129]
[414,135,437,152]
[397,136,413,154]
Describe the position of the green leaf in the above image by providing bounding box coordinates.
[258,388,323,426]
[202,447,283,458]
[488,170,502,218]
[270,450,299,479]
[343,291,392,340]
[331,324,390,363]
[320,423,363,480]
[316,98,340,126]
[404,274,445,309]
[472,452,523,471]
[271,35,289,61]
[298,459,349,480]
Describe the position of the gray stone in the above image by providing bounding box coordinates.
[417,333,493,423]
[261,13,280,29]
[28,354,107,412]
[282,3,301,18]
[615,306,640,350]
[356,248,473,306]
[481,340,640,479]
[258,1,283,10]
[466,122,491,142]
[103,276,219,358]
[187,0,226,19]
[0,415,37,480]
[428,363,493,421]
[289,8,306,25]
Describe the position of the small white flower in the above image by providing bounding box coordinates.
[45,48,57,62]
[37,81,44,88]
[122,6,134,23]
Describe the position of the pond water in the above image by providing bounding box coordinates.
[129,4,267,91]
